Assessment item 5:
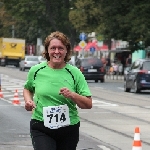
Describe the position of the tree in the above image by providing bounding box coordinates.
[3,0,51,43]
[126,2,150,51]
[0,1,15,37]
[69,0,102,34]
[3,0,78,46]
[100,0,150,52]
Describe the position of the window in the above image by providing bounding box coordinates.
[27,57,38,61]
[81,58,103,67]
[143,61,150,70]
[134,61,140,69]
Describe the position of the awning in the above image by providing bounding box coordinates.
[99,45,108,51]
[73,45,82,51]
[84,41,99,51]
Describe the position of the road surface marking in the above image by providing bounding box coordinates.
[145,106,150,108]
[119,111,150,114]
[94,112,111,113]
[118,87,124,90]
[98,145,111,150]
[4,87,24,90]
[93,99,118,107]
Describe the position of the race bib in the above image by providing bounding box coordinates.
[43,104,70,129]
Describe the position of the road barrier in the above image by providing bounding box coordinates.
[12,89,20,105]
[0,74,3,98]
[132,127,142,150]
[0,89,3,98]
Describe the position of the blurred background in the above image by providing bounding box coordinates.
[0,0,150,68]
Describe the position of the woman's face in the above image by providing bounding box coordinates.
[48,38,67,64]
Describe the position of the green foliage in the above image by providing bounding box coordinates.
[100,0,150,52]
[2,0,78,45]
[126,3,150,51]
[69,0,102,33]
[1,0,150,51]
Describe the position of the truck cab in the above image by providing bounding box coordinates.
[0,38,25,67]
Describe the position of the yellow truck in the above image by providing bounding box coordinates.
[0,38,25,67]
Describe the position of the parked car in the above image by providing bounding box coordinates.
[19,56,39,71]
[75,57,106,83]
[124,58,150,93]
[38,56,46,63]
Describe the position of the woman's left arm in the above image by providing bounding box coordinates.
[71,92,92,109]
[59,88,92,109]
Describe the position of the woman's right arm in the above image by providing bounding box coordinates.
[23,88,35,111]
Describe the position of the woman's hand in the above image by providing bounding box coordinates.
[25,100,36,111]
[59,87,74,99]
[59,87,92,109]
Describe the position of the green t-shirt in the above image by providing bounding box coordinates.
[24,62,92,125]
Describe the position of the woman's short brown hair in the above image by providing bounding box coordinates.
[43,31,72,62]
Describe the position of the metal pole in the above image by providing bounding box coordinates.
[12,25,15,38]
[81,48,84,58]
[0,74,1,91]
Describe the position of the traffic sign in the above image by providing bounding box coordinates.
[96,34,104,41]
[97,41,103,47]
[90,47,95,53]
[79,32,87,41]
[79,41,87,48]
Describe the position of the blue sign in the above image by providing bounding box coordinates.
[90,47,95,53]
[79,32,86,41]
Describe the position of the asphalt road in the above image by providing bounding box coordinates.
[0,66,105,150]
[0,66,150,150]
[0,99,103,150]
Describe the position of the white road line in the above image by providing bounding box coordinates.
[92,99,118,107]
[96,104,118,107]
[5,87,24,90]
[98,145,111,150]
[2,95,15,97]
[145,106,150,108]
[0,105,15,106]
[93,87,104,89]
[2,85,23,87]
[8,79,24,82]
[0,98,12,103]
[119,112,150,114]
[9,97,24,100]
[0,97,25,106]
[1,82,17,84]
[94,112,111,113]
[10,90,23,93]
[118,87,124,90]
[0,91,11,94]
[0,74,9,77]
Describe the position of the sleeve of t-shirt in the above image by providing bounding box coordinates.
[75,69,92,97]
[24,66,35,93]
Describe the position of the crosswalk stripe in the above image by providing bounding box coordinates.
[9,97,24,100]
[3,95,14,97]
[2,85,23,87]
[1,74,119,109]
[1,91,11,94]
[5,87,24,90]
